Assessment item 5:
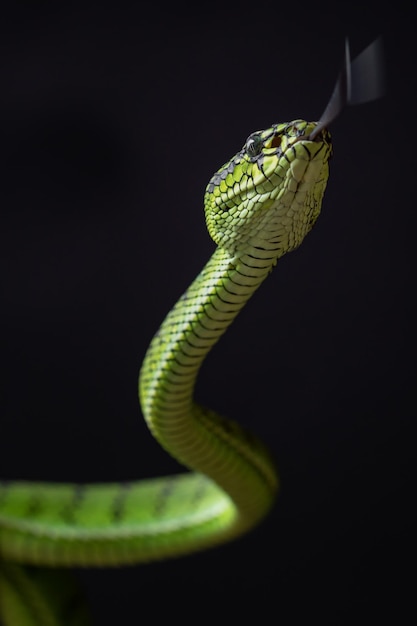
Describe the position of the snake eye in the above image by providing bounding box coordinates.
[245,134,263,158]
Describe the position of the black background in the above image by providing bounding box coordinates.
[1,3,415,624]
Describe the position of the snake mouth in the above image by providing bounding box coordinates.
[302,124,330,144]
[308,128,326,142]
[296,126,332,151]
[298,124,329,143]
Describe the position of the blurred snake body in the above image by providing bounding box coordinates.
[0,119,332,624]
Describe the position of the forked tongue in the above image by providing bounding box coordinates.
[309,37,385,140]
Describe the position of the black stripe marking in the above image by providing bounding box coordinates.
[154,478,176,517]
[111,482,131,523]
[192,318,225,334]
[183,334,212,349]
[204,299,237,317]
[60,484,86,525]
[300,143,312,159]
[220,281,251,298]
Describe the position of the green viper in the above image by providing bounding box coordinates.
[0,118,332,625]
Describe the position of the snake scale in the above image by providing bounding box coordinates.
[0,36,384,624]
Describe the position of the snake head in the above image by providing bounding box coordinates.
[204,120,332,258]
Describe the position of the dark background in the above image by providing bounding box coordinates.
[1,3,415,624]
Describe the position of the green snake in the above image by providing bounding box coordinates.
[0,118,332,625]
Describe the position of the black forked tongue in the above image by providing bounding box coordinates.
[309,37,385,140]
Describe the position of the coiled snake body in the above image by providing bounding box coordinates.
[0,119,332,624]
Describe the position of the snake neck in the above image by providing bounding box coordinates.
[139,245,278,532]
